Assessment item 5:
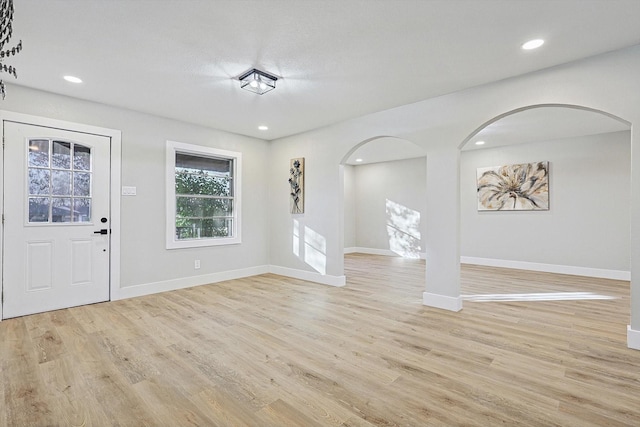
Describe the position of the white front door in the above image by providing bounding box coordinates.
[2,121,111,319]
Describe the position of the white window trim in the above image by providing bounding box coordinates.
[166,140,242,249]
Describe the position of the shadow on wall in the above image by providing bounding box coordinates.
[293,219,327,274]
[386,199,421,259]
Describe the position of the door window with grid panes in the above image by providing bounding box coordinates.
[27,139,92,224]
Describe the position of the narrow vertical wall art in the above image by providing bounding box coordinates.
[289,158,304,214]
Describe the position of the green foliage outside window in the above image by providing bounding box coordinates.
[175,164,234,239]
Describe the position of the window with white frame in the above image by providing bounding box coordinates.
[166,140,241,249]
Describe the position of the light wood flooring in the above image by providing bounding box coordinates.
[1,253,640,426]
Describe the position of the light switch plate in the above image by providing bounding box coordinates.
[122,186,137,196]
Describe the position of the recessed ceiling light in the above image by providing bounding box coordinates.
[258,125,268,131]
[63,75,82,83]
[522,39,544,50]
[475,141,485,145]
[355,158,363,162]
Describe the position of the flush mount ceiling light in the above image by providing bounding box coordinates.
[238,68,278,95]
[475,141,485,145]
[258,125,269,131]
[522,39,544,50]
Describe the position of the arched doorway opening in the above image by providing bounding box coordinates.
[340,136,427,296]
[458,104,631,305]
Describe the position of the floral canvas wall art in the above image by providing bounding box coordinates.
[289,158,304,214]
[477,161,549,211]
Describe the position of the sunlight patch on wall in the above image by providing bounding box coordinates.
[292,219,328,275]
[462,292,617,302]
[304,226,327,274]
[386,199,421,259]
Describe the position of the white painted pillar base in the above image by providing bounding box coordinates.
[423,292,463,312]
[627,325,640,350]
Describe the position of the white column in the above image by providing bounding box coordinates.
[423,145,462,311]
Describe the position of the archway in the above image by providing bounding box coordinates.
[340,136,427,292]
[458,104,631,304]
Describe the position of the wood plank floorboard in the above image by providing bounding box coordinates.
[2,253,640,426]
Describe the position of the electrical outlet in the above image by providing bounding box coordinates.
[194,259,200,269]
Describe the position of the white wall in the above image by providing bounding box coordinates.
[1,85,270,297]
[267,135,345,284]
[461,131,630,274]
[343,165,356,249]
[345,157,427,257]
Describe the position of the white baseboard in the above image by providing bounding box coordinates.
[345,247,426,260]
[114,263,346,301]
[268,265,346,287]
[628,326,640,350]
[113,265,270,300]
[423,292,463,312]
[460,256,630,281]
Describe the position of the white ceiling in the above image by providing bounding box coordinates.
[8,0,640,140]
[345,137,426,165]
[462,107,631,151]
[347,107,630,164]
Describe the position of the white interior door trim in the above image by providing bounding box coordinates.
[0,111,121,321]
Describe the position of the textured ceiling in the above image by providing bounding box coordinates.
[8,0,640,140]
[346,107,630,165]
[345,137,426,165]
[463,107,630,151]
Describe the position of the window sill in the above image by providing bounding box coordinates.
[166,236,241,250]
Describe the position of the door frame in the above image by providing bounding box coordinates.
[0,111,122,321]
